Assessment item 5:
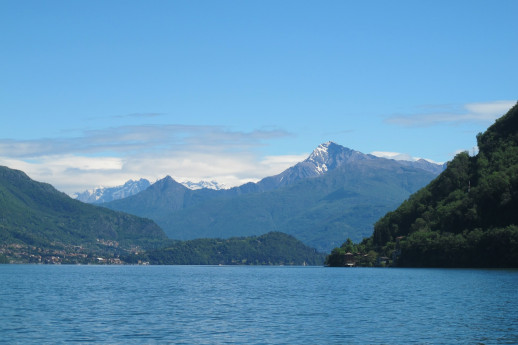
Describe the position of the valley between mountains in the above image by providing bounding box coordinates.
[0,141,446,264]
[4,100,518,268]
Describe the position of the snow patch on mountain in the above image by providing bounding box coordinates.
[305,141,333,175]
[180,180,227,190]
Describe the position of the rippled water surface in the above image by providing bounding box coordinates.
[1,265,517,344]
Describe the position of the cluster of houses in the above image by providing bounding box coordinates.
[0,243,129,264]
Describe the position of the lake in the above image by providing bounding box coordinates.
[1,265,517,344]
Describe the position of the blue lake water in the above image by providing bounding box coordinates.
[1,265,517,344]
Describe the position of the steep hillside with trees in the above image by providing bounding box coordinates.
[0,166,167,263]
[364,102,518,267]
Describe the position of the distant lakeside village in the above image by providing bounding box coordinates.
[0,240,148,265]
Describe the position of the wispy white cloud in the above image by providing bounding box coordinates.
[0,124,296,194]
[385,100,515,127]
[0,125,290,158]
[463,101,515,117]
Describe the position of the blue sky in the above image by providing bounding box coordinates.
[1,0,516,193]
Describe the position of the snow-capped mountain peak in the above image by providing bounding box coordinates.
[307,141,333,158]
[303,141,367,175]
[305,141,332,172]
[73,178,151,203]
[253,142,369,190]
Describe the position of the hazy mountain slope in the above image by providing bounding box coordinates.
[369,102,518,267]
[397,159,445,175]
[0,166,167,255]
[104,176,204,220]
[162,158,437,252]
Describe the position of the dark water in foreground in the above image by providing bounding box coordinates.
[1,265,517,344]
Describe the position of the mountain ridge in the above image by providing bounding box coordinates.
[74,141,444,205]
[73,178,152,203]
[73,178,228,204]
[103,142,443,252]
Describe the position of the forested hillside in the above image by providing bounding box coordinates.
[128,232,326,266]
[0,166,167,263]
[363,102,518,267]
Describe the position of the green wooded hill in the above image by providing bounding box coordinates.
[128,232,326,266]
[366,102,518,267]
[0,166,167,262]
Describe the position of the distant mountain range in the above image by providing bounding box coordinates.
[73,178,226,203]
[103,142,444,252]
[73,142,443,205]
[73,178,152,203]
